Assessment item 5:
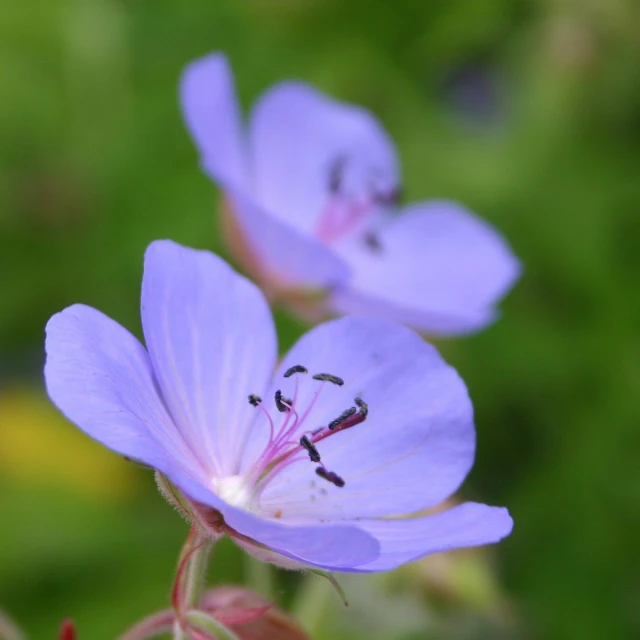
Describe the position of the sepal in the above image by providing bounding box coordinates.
[184,611,241,640]
[201,587,310,640]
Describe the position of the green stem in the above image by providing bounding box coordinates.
[173,528,215,640]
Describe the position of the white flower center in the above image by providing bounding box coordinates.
[213,368,369,519]
[213,475,255,511]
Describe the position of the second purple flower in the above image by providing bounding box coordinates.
[180,52,520,335]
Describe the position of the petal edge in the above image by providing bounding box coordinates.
[351,502,513,572]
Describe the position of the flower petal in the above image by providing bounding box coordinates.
[228,188,351,290]
[259,317,475,520]
[223,501,381,571]
[180,52,247,188]
[351,502,513,572]
[44,304,198,474]
[140,240,277,477]
[163,469,380,571]
[249,82,399,234]
[331,201,521,335]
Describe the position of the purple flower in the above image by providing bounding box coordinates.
[180,53,520,335]
[44,240,512,572]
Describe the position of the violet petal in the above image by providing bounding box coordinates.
[249,82,399,234]
[260,316,475,519]
[180,52,247,189]
[228,188,351,290]
[331,200,521,334]
[351,502,514,572]
[44,304,198,474]
[141,240,277,476]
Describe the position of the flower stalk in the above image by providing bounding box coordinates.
[172,528,215,640]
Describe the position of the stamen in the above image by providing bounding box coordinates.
[274,390,292,413]
[354,396,368,418]
[316,466,345,488]
[299,435,321,463]
[248,394,262,407]
[248,371,369,497]
[284,364,308,378]
[296,384,326,429]
[328,407,356,430]
[313,403,367,445]
[374,184,402,206]
[313,373,344,386]
[272,375,302,447]
[328,157,346,194]
[363,231,382,252]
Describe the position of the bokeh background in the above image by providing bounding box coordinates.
[1,0,639,638]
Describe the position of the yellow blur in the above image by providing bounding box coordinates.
[0,387,140,502]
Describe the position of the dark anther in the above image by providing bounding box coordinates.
[389,185,403,205]
[284,364,308,378]
[313,373,344,386]
[328,407,357,430]
[316,466,346,488]
[354,397,368,418]
[300,435,321,463]
[374,184,402,206]
[363,231,382,252]
[328,157,346,194]
[274,390,292,412]
[248,394,262,407]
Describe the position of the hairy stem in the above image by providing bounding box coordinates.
[173,527,215,640]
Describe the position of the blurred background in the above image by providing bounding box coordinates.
[1,0,639,638]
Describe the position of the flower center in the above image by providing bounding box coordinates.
[240,366,369,505]
[213,475,256,511]
[313,155,400,246]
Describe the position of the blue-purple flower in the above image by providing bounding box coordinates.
[180,53,520,335]
[44,240,512,572]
